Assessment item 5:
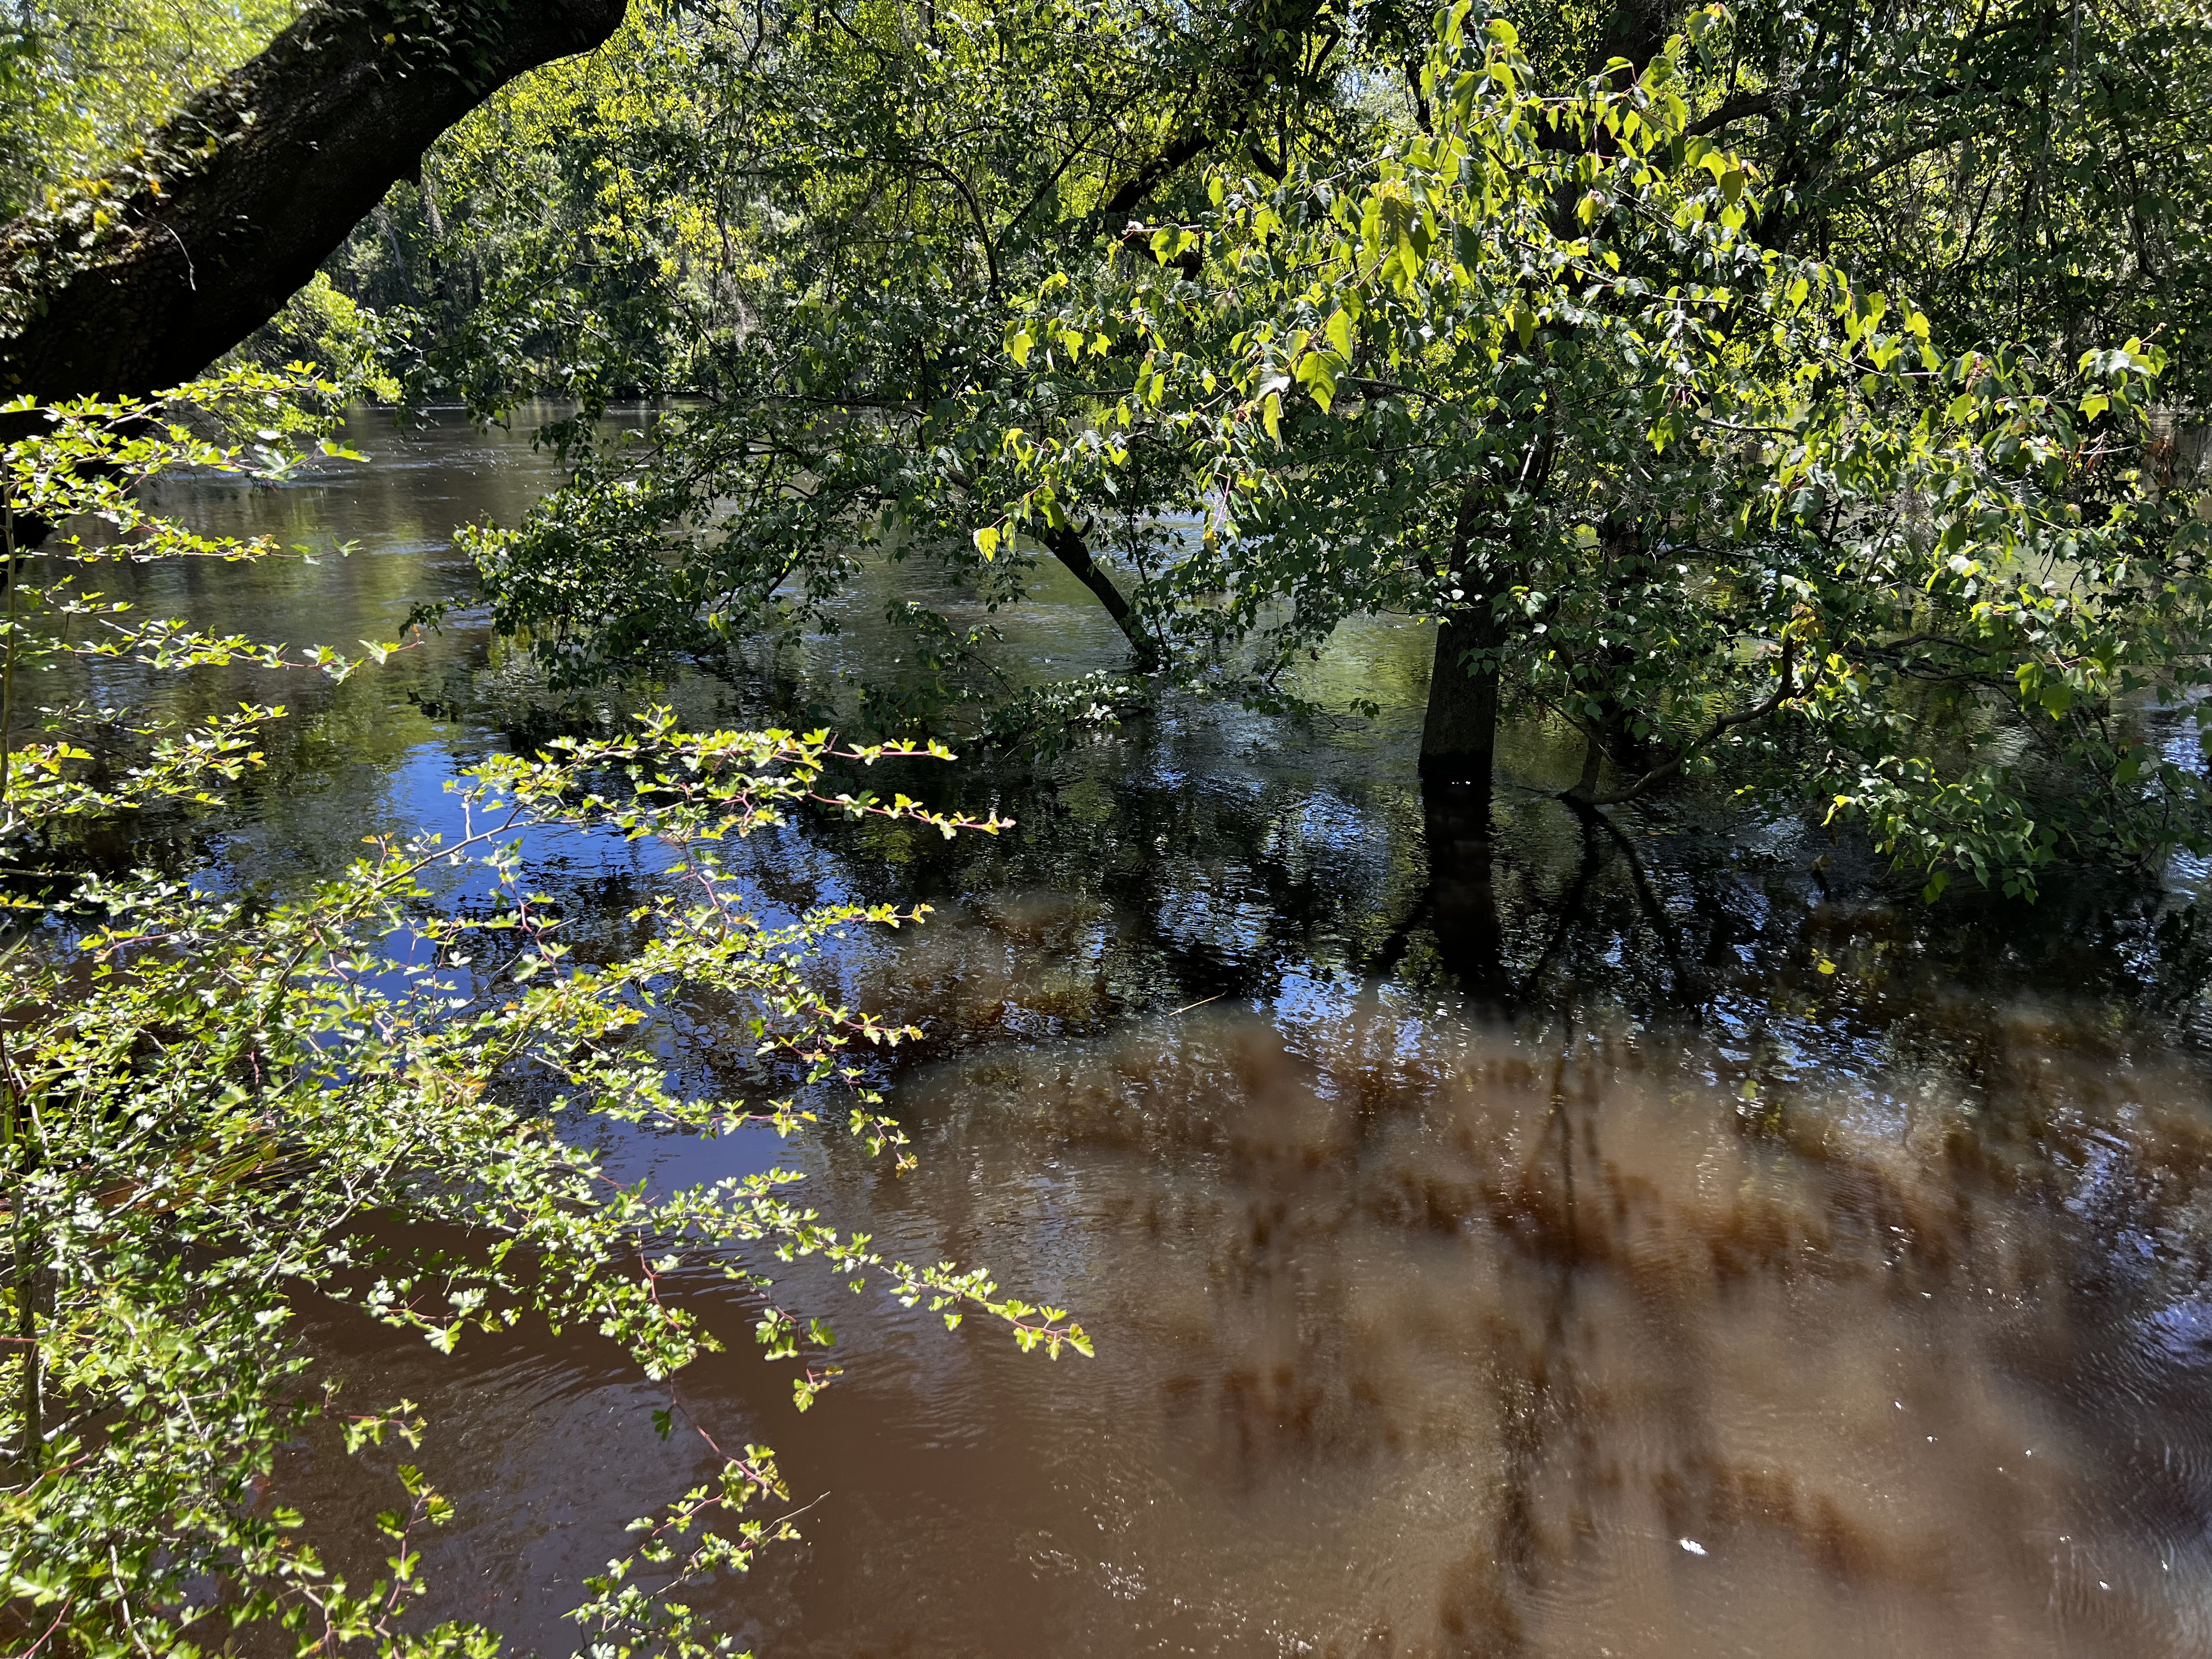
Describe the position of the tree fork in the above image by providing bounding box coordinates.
[0,0,633,406]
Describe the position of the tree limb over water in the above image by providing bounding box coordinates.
[0,0,630,403]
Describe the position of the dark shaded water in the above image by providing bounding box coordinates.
[115,411,2212,1655]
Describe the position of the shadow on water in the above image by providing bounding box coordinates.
[120,411,2212,1656]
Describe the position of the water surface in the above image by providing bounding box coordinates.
[122,409,2212,1657]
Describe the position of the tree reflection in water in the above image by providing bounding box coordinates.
[146,411,2212,1657]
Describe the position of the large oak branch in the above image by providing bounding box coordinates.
[1,0,630,403]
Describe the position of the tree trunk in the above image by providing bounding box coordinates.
[1419,614,1502,782]
[1420,776,1509,1008]
[1418,481,1505,783]
[0,0,630,405]
[1042,523,1160,672]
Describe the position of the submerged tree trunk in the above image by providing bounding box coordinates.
[1566,725,1605,803]
[1419,481,1505,783]
[1369,774,1508,1007]
[1420,776,1509,1008]
[1041,523,1160,672]
[0,0,631,404]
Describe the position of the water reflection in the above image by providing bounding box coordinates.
[298,1000,2212,1657]
[129,410,2212,1656]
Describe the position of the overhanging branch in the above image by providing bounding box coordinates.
[1,0,632,403]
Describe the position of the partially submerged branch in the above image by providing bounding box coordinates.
[1041,523,1162,672]
[1579,635,1799,808]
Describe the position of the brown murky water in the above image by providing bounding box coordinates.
[130,411,2212,1655]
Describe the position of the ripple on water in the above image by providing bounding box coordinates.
[151,408,2212,1657]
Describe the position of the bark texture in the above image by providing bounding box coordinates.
[1,0,630,403]
[1419,614,1503,781]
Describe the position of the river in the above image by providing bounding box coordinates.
[116,408,2212,1656]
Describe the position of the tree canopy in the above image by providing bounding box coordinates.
[0,0,634,403]
[15,0,2208,889]
[991,8,2207,898]
[381,0,2212,901]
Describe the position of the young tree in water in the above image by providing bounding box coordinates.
[985,8,2212,902]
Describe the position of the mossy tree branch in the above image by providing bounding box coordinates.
[0,0,631,403]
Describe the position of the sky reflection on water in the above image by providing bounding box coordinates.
[133,408,2212,1657]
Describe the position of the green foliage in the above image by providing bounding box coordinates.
[74,0,2210,898]
[356,0,1355,720]
[402,0,2212,830]
[985,6,2212,898]
[1658,0,2212,406]
[232,270,403,404]
[0,371,1087,1657]
[0,0,298,217]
